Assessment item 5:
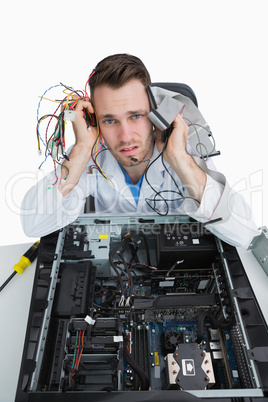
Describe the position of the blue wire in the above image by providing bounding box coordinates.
[36,83,68,169]
[36,83,64,148]
[37,82,80,169]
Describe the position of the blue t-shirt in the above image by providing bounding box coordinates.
[119,164,144,205]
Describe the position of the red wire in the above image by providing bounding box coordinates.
[74,330,85,373]
[52,161,58,186]
[76,331,85,368]
[84,70,96,99]
[45,99,66,143]
[70,330,86,379]
[91,132,103,162]
[73,331,81,370]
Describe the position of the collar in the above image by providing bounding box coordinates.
[97,141,166,180]
[94,142,168,208]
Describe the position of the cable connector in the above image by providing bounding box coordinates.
[148,94,185,131]
[47,139,58,160]
[84,315,96,326]
[64,110,77,122]
[166,260,184,277]
[147,92,185,142]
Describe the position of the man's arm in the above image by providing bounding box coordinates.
[21,99,98,238]
[155,113,259,248]
[59,99,98,197]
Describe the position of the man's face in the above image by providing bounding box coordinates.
[93,79,154,168]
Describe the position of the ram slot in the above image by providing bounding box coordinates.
[133,326,139,390]
[132,325,150,390]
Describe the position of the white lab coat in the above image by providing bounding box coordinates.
[21,143,259,248]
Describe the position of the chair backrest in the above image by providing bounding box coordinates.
[152,82,198,108]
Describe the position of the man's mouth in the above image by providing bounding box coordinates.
[119,146,138,155]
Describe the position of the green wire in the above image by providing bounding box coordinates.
[69,330,79,387]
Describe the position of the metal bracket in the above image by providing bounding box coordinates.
[232,287,254,299]
[248,346,268,362]
[248,226,268,275]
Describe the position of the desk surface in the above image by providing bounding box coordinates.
[0,243,268,402]
[0,243,36,402]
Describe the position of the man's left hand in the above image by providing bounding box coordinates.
[155,113,189,163]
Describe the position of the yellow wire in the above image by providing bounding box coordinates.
[94,115,109,182]
[38,88,109,183]
[38,96,61,103]
[63,87,75,95]
[39,87,76,105]
[64,91,78,110]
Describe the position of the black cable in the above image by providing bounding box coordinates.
[109,234,133,301]
[118,252,133,300]
[144,139,167,200]
[129,263,156,274]
[102,283,122,308]
[130,230,152,267]
[183,117,216,160]
[109,250,125,297]
[59,82,83,98]
[196,310,235,344]
[89,135,109,178]
[123,336,150,390]
[145,189,200,216]
[144,131,202,215]
[161,147,184,196]
[127,244,140,266]
[44,112,65,161]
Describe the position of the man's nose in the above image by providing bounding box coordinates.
[118,121,133,142]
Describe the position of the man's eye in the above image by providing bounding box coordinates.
[132,114,142,120]
[104,119,115,125]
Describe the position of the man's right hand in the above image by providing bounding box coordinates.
[59,99,99,197]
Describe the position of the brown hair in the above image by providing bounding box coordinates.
[89,54,151,101]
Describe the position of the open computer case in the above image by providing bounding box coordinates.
[15,214,268,401]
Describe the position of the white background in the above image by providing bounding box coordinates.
[1,0,267,246]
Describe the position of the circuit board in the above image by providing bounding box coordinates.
[16,218,265,402]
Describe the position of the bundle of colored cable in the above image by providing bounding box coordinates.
[69,330,85,387]
[36,76,106,185]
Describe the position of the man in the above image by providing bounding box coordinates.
[21,54,258,247]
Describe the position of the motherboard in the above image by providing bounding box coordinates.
[16,216,267,401]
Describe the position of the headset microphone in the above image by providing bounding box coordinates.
[131,157,151,163]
